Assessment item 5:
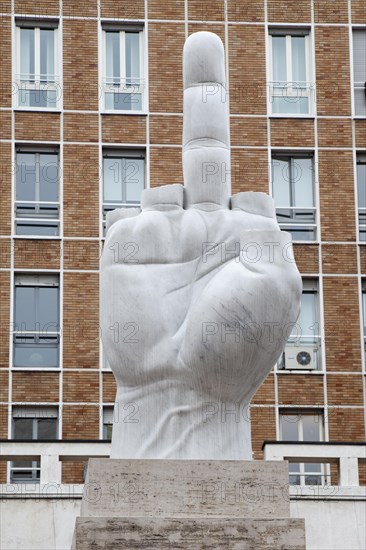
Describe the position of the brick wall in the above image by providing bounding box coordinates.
[0,0,364,486]
[63,273,99,369]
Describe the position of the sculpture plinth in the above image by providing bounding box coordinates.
[72,459,306,549]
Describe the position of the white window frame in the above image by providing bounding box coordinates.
[268,30,314,116]
[15,149,60,237]
[357,153,366,242]
[102,350,112,371]
[10,407,59,483]
[279,411,329,486]
[12,274,60,370]
[102,407,114,440]
[361,282,366,358]
[271,153,317,242]
[352,29,366,118]
[279,279,322,371]
[15,24,60,110]
[102,149,145,235]
[102,28,145,113]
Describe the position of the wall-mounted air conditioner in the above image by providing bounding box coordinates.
[284,345,317,370]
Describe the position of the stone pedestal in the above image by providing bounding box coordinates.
[72,459,306,549]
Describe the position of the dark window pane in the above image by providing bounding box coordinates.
[104,158,122,202]
[272,95,309,114]
[16,222,59,236]
[125,32,140,84]
[354,88,366,117]
[293,158,314,207]
[11,469,40,481]
[38,287,59,330]
[37,419,58,439]
[18,88,57,108]
[15,287,36,332]
[305,475,322,486]
[281,414,299,441]
[39,154,58,202]
[106,32,120,83]
[357,163,366,209]
[105,91,142,110]
[14,344,59,368]
[12,460,34,468]
[302,414,321,441]
[123,158,144,202]
[291,36,306,83]
[282,227,315,241]
[272,36,287,82]
[304,463,322,474]
[40,29,54,81]
[16,153,36,201]
[103,424,113,440]
[13,418,33,439]
[289,475,300,485]
[272,157,290,207]
[20,28,35,80]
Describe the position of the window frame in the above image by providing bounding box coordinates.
[15,149,60,237]
[361,281,366,358]
[102,407,114,440]
[102,27,145,113]
[10,407,59,483]
[271,152,317,242]
[279,410,329,486]
[357,152,366,243]
[352,29,366,118]
[102,148,146,235]
[268,29,314,117]
[13,274,60,370]
[279,279,322,371]
[15,22,60,111]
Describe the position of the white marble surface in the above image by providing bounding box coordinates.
[100,32,302,459]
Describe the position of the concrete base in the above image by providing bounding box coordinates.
[72,459,306,549]
[73,517,306,549]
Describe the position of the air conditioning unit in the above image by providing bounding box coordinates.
[284,345,317,370]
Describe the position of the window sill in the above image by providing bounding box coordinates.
[14,107,61,114]
[276,369,324,375]
[101,110,148,116]
[11,367,61,372]
[12,235,62,240]
[291,240,319,245]
[269,114,315,119]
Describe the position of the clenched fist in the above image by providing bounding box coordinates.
[101,32,302,459]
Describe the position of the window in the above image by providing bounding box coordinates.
[102,349,112,370]
[362,282,366,356]
[279,279,321,370]
[280,411,328,486]
[353,30,366,117]
[11,407,58,483]
[13,275,60,368]
[16,23,59,109]
[102,27,144,111]
[272,154,316,240]
[103,150,145,234]
[357,153,366,241]
[269,30,313,115]
[103,407,114,440]
[15,151,59,236]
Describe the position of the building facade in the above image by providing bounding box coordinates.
[0,0,365,487]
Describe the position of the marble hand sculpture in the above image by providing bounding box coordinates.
[101,32,302,459]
